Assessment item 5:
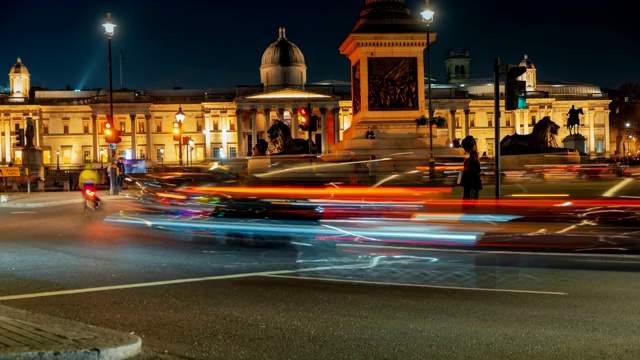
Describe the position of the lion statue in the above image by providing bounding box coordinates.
[266,120,317,155]
[500,116,573,155]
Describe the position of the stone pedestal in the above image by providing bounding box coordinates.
[562,134,587,154]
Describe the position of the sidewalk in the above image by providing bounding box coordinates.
[0,189,138,208]
[0,305,141,359]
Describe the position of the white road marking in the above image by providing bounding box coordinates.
[10,211,36,214]
[335,244,640,261]
[265,274,568,296]
[602,178,634,197]
[0,265,362,301]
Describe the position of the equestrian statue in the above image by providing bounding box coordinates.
[566,105,584,135]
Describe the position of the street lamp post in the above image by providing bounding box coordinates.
[189,138,195,166]
[421,3,436,182]
[99,149,104,168]
[103,13,116,162]
[103,13,117,195]
[175,106,186,166]
[56,150,60,170]
[160,148,164,166]
[626,122,631,156]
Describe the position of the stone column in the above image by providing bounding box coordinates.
[204,110,211,161]
[463,110,470,139]
[92,115,98,162]
[145,114,152,163]
[514,110,521,134]
[130,114,137,158]
[320,107,328,153]
[588,108,595,153]
[449,109,456,144]
[523,109,529,134]
[0,114,4,163]
[221,110,228,158]
[333,107,340,144]
[251,109,258,146]
[278,107,285,122]
[4,117,11,164]
[263,107,271,138]
[236,108,244,158]
[292,106,299,139]
[604,109,611,156]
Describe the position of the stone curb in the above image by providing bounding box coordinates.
[0,305,141,360]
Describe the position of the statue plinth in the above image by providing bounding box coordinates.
[562,133,587,155]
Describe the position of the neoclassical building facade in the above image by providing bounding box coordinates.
[0,1,611,169]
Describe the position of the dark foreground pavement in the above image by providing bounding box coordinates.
[0,305,140,359]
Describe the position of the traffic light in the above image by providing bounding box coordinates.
[104,122,114,143]
[309,114,319,132]
[15,128,25,147]
[173,121,182,141]
[505,65,527,111]
[298,107,308,131]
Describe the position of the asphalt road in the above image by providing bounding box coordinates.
[0,184,640,359]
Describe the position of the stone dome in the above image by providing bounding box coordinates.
[519,54,536,70]
[9,57,29,75]
[260,27,305,68]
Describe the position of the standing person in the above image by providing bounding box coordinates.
[460,135,482,209]
[116,158,125,192]
[366,154,378,185]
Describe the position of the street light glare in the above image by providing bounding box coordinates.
[175,106,186,123]
[103,13,116,37]
[421,9,434,24]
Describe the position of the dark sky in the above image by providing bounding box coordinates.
[2,0,636,91]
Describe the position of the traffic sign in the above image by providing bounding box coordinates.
[108,143,116,150]
[0,167,21,177]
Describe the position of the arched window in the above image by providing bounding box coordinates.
[460,65,466,76]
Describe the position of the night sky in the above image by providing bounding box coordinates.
[1,0,636,91]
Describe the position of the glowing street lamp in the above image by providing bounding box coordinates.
[56,150,60,170]
[159,148,165,166]
[99,148,104,168]
[421,2,436,181]
[175,106,186,166]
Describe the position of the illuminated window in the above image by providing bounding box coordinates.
[470,116,475,128]
[213,146,221,159]
[505,115,511,127]
[196,120,203,132]
[63,122,69,135]
[14,149,23,164]
[229,146,237,158]
[83,122,90,134]
[62,148,71,164]
[43,122,49,135]
[487,116,493,127]
[119,121,126,132]
[43,150,51,165]
[83,148,91,163]
[156,121,162,133]
[138,121,145,134]
[229,118,236,131]
[487,140,494,156]
[213,118,220,131]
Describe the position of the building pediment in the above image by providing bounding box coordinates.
[243,88,333,100]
